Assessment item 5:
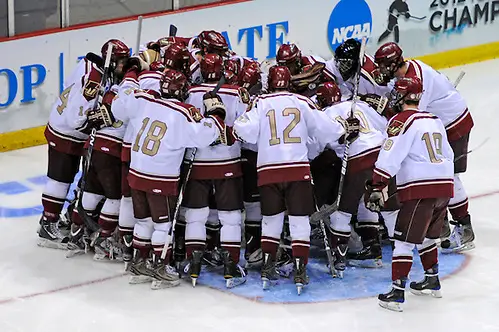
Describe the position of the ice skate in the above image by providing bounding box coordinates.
[333,244,348,278]
[222,250,247,289]
[441,219,475,253]
[129,250,155,284]
[310,226,325,248]
[410,264,442,298]
[37,216,70,250]
[150,256,181,290]
[293,257,309,295]
[202,247,224,268]
[92,235,123,262]
[245,248,263,269]
[66,224,91,258]
[276,247,293,278]
[261,253,279,290]
[378,278,406,312]
[439,215,451,242]
[348,241,383,268]
[188,250,204,287]
[122,234,133,271]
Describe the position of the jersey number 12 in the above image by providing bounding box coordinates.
[266,108,301,146]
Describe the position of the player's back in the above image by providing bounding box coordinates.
[407,60,467,127]
[254,92,317,184]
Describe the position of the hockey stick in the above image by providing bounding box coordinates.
[169,24,178,37]
[135,16,143,55]
[76,43,114,233]
[85,52,104,68]
[160,76,226,261]
[409,15,427,20]
[454,71,466,88]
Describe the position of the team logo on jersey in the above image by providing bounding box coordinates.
[83,80,100,101]
[238,87,251,104]
[188,107,203,122]
[387,120,404,137]
[327,0,372,51]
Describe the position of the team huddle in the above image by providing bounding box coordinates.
[36,28,475,311]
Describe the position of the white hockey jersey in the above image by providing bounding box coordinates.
[186,83,247,179]
[234,91,345,186]
[404,60,473,141]
[323,101,387,174]
[121,70,162,163]
[45,58,107,155]
[127,90,223,196]
[325,55,393,100]
[373,108,454,202]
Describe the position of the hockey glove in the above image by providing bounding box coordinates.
[364,180,389,212]
[405,12,411,19]
[290,62,325,91]
[339,117,360,144]
[87,104,116,130]
[123,56,149,74]
[203,92,227,120]
[359,94,389,115]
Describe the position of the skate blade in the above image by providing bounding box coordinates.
[441,242,475,254]
[225,277,247,289]
[378,300,403,312]
[333,269,344,279]
[191,276,198,287]
[296,283,304,295]
[349,258,383,269]
[66,249,86,258]
[410,288,442,298]
[129,275,154,284]
[37,239,68,250]
[150,279,181,290]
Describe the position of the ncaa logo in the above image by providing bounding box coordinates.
[327,0,372,50]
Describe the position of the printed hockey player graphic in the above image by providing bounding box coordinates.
[378,0,425,44]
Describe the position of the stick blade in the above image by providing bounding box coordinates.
[169,24,178,37]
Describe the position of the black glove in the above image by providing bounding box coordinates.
[359,94,389,114]
[123,56,149,74]
[146,41,161,52]
[87,104,115,130]
[364,180,387,212]
[203,91,226,120]
[405,12,411,19]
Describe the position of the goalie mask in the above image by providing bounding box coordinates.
[160,70,189,101]
[375,42,404,81]
[334,38,361,81]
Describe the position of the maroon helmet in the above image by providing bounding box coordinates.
[224,70,239,85]
[160,69,189,101]
[238,64,261,90]
[101,39,130,62]
[225,59,240,75]
[163,42,190,75]
[391,77,423,112]
[276,43,302,75]
[198,30,229,56]
[374,42,404,80]
[268,66,292,92]
[316,81,342,108]
[200,53,224,81]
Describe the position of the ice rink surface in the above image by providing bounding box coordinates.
[1,59,499,331]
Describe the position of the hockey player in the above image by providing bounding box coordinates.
[182,53,248,288]
[365,77,454,312]
[126,69,230,289]
[325,39,393,105]
[39,39,130,249]
[233,66,358,294]
[312,81,388,275]
[375,42,475,252]
[276,43,335,97]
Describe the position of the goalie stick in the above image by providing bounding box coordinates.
[310,37,367,224]
[76,43,114,233]
[159,75,226,262]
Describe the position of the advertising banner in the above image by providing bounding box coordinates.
[0,0,498,133]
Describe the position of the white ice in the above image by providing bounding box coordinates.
[1,59,499,332]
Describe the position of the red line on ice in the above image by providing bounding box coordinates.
[0,189,497,306]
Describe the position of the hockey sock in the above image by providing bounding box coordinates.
[448,174,469,221]
[219,210,243,264]
[392,240,414,281]
[98,199,120,237]
[118,196,135,238]
[185,207,209,259]
[42,179,71,222]
[261,212,285,260]
[151,221,172,261]
[417,238,438,271]
[133,217,153,258]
